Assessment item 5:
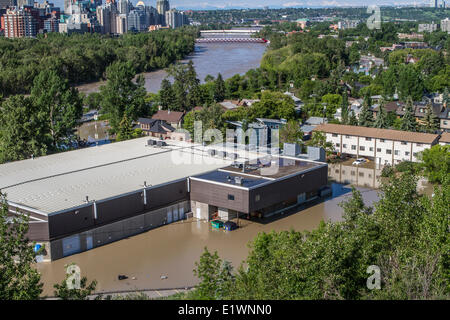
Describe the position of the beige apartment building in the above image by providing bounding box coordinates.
[314,124,441,166]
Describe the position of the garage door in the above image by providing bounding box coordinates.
[173,207,179,222]
[62,235,81,257]
[179,207,185,220]
[167,208,173,224]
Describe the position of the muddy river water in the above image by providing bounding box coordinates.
[37,182,379,296]
[76,42,268,95]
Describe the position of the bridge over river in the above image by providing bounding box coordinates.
[197,29,269,44]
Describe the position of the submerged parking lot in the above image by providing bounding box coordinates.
[36,183,379,297]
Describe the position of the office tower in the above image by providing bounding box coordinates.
[3,7,37,38]
[430,0,438,7]
[165,9,187,29]
[0,0,14,9]
[116,13,126,34]
[441,18,450,33]
[117,0,129,14]
[156,0,169,15]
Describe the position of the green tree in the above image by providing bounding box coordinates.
[53,263,97,300]
[341,91,349,125]
[192,247,223,300]
[305,131,334,155]
[159,79,176,110]
[0,193,43,299]
[99,61,147,134]
[419,144,450,184]
[280,120,303,145]
[358,93,374,127]
[423,102,438,133]
[349,110,358,125]
[249,91,296,121]
[374,100,388,129]
[115,115,134,142]
[213,73,226,102]
[31,69,83,150]
[400,98,417,132]
[0,95,47,163]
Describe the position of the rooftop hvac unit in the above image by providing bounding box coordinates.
[147,139,157,146]
[208,149,216,156]
[156,140,167,147]
[234,176,244,185]
[228,153,238,160]
[218,151,227,158]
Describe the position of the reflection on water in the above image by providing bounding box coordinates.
[77,121,111,146]
[328,162,434,194]
[76,42,267,95]
[36,182,378,296]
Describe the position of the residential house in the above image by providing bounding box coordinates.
[151,109,185,129]
[301,117,328,138]
[439,132,450,145]
[314,123,440,165]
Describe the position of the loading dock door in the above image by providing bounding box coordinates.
[62,235,81,257]
[179,207,185,220]
[297,193,306,204]
[167,209,173,224]
[173,207,179,222]
[86,236,93,250]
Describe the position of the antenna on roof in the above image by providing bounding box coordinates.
[85,196,89,203]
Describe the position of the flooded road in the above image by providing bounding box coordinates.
[37,183,379,297]
[76,42,267,95]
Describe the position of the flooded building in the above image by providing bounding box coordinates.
[1,138,328,261]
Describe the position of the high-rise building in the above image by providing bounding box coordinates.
[0,0,14,9]
[116,13,126,34]
[441,18,450,33]
[117,0,129,14]
[156,0,169,15]
[3,7,37,38]
[17,0,33,7]
[96,3,118,34]
[165,9,187,29]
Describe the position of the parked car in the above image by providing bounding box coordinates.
[224,221,238,231]
[211,219,224,229]
[352,158,367,165]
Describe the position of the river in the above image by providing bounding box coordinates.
[76,42,268,95]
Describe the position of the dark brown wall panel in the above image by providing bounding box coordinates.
[26,222,50,241]
[190,180,250,213]
[48,206,95,239]
[249,166,328,212]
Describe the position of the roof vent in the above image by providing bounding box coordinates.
[234,176,244,185]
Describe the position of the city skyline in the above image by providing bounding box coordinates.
[42,0,448,12]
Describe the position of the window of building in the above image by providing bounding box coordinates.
[345,135,351,139]
[332,133,338,137]
[360,146,365,151]
[416,143,422,147]
[369,147,374,152]
[413,152,418,157]
[336,143,340,147]
[395,150,399,155]
[386,149,392,154]
[351,145,357,150]
[359,172,364,177]
[405,151,410,156]
[380,139,385,143]
[255,195,260,202]
[377,148,381,152]
[401,141,407,145]
[365,137,372,141]
[343,144,347,148]
[228,194,235,200]
[444,121,448,125]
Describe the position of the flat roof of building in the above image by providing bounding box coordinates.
[314,124,440,144]
[1,138,261,215]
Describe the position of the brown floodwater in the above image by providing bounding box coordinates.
[36,183,379,297]
[76,42,267,95]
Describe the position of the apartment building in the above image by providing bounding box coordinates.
[314,124,440,165]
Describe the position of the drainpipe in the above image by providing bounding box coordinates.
[93,200,97,220]
[143,181,148,206]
